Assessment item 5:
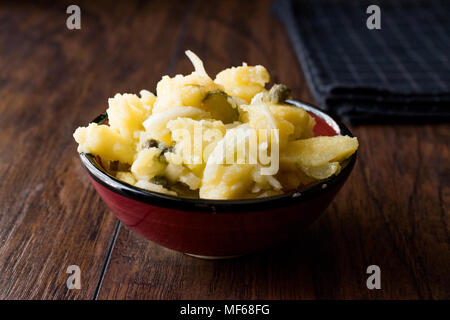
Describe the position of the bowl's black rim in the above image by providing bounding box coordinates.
[79,100,357,213]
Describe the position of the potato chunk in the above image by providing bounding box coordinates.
[241,87,315,143]
[268,104,315,140]
[142,106,210,145]
[215,64,270,103]
[200,164,255,199]
[281,136,358,179]
[200,124,262,199]
[153,72,222,114]
[107,93,152,140]
[276,163,317,190]
[180,85,207,107]
[167,117,226,166]
[131,148,166,181]
[73,123,136,164]
[241,103,294,150]
[139,90,156,108]
[164,163,202,190]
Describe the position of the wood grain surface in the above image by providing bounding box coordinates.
[0,0,448,300]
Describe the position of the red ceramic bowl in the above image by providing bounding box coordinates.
[79,100,357,258]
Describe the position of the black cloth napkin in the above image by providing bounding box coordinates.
[273,0,450,123]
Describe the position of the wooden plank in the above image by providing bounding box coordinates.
[97,0,449,299]
[0,0,189,299]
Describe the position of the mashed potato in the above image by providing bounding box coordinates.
[74,51,358,199]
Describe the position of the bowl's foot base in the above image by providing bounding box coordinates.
[184,253,243,260]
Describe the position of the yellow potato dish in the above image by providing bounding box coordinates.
[74,51,358,199]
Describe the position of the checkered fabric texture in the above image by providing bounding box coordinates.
[273,0,450,123]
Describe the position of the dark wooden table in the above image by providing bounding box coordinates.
[0,0,448,300]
